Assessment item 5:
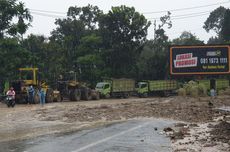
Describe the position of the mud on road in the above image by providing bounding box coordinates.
[1,96,230,151]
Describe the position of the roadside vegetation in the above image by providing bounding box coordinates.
[0,0,230,87]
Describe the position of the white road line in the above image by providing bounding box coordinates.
[71,122,150,152]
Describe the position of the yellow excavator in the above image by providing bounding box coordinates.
[57,71,99,101]
[11,67,60,104]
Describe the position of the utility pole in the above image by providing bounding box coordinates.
[154,20,156,39]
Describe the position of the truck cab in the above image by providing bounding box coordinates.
[95,82,111,98]
[137,82,148,97]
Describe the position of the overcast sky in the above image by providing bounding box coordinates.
[21,0,230,42]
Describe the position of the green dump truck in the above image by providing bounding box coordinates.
[96,78,136,98]
[137,80,179,97]
[198,79,229,92]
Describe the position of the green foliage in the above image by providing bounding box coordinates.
[68,4,102,30]
[207,36,223,44]
[136,12,171,80]
[0,0,32,38]
[180,81,207,97]
[99,5,151,77]
[50,5,103,73]
[203,6,227,35]
[22,34,66,82]
[0,38,30,80]
[221,9,230,42]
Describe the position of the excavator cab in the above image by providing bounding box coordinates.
[19,68,39,86]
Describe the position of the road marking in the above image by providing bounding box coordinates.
[71,122,150,152]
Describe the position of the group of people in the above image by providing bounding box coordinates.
[28,85,46,105]
[6,86,46,106]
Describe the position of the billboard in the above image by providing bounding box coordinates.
[170,45,230,75]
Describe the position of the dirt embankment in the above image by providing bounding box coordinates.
[35,96,230,123]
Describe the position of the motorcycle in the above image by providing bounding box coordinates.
[5,95,15,108]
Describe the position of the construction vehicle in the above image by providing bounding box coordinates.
[96,78,136,98]
[11,68,60,104]
[198,79,229,92]
[57,71,99,101]
[136,80,179,97]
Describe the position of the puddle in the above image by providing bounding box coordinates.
[217,106,230,112]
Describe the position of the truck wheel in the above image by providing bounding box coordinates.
[143,93,148,98]
[95,92,100,100]
[56,94,62,102]
[124,93,129,98]
[46,88,54,103]
[72,89,81,101]
[105,94,110,99]
[82,88,92,101]
[163,91,170,97]
[91,90,100,100]
[69,90,73,101]
[11,101,15,107]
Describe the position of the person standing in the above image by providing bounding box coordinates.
[39,88,46,106]
[28,85,34,104]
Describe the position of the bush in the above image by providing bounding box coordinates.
[178,88,186,96]
[190,86,199,97]
[178,80,208,97]
[198,83,207,96]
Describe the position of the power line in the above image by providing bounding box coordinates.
[29,0,230,16]
[31,11,65,18]
[171,12,209,20]
[29,1,229,21]
[30,9,66,15]
[148,12,209,21]
[31,10,210,22]
[147,10,210,20]
[143,0,230,14]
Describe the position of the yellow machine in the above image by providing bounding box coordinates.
[11,67,60,104]
[19,68,38,85]
[57,71,99,101]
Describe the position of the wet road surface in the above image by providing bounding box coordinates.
[0,119,174,152]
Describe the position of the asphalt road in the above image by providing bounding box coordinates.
[0,119,174,152]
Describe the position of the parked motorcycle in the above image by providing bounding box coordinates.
[5,95,15,107]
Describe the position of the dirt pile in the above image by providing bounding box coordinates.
[34,96,230,123]
[210,121,230,144]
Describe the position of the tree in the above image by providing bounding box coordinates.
[0,38,31,80]
[67,4,102,30]
[172,31,204,45]
[99,5,151,77]
[203,6,227,36]
[207,36,223,44]
[22,34,66,82]
[76,33,105,84]
[137,12,172,80]
[0,0,32,38]
[50,5,102,73]
[221,9,230,42]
